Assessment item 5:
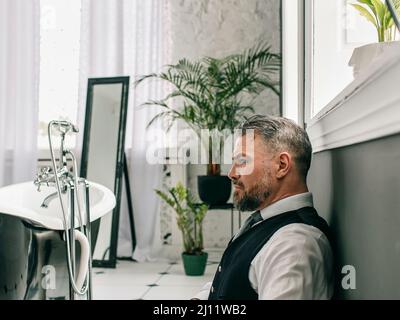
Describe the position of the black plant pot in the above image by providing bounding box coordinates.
[197,175,232,206]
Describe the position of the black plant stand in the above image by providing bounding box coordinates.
[196,203,238,238]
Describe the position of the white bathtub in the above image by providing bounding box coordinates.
[0,181,116,230]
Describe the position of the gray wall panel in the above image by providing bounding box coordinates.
[308,134,400,299]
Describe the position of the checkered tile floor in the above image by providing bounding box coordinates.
[92,253,221,300]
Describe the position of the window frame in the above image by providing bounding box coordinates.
[303,0,400,153]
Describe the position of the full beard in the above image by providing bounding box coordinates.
[233,180,271,212]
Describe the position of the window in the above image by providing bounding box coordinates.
[304,0,400,153]
[305,0,387,120]
[38,0,82,149]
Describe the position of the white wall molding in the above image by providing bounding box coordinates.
[307,50,400,153]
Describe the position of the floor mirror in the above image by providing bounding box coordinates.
[80,76,130,268]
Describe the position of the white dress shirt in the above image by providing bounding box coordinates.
[194,192,334,300]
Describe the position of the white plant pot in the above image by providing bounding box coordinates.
[348,41,400,78]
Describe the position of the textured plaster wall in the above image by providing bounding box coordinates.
[170,0,281,116]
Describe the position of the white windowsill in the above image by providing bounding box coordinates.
[306,47,400,153]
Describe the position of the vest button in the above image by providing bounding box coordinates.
[218,266,222,272]
[211,286,214,293]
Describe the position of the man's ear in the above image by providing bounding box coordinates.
[276,152,291,179]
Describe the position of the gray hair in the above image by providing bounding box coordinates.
[240,115,312,179]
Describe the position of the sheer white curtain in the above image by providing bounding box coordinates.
[0,0,40,187]
[78,0,170,262]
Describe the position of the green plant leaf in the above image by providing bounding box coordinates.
[357,0,378,19]
[156,182,209,253]
[357,0,373,5]
[395,0,400,11]
[351,3,378,28]
[383,6,393,31]
[371,0,385,24]
[136,42,281,163]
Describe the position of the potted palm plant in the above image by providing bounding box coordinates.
[349,0,400,77]
[155,182,209,276]
[136,43,281,205]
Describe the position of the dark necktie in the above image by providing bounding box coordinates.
[234,210,263,239]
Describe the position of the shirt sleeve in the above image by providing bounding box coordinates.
[192,281,212,300]
[249,223,333,300]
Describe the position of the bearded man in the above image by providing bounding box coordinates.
[193,115,334,300]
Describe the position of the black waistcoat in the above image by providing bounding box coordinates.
[208,206,332,300]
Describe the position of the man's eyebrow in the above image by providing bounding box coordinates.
[232,153,246,159]
[232,153,252,160]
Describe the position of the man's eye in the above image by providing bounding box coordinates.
[236,157,248,165]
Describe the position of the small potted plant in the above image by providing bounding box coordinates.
[155,182,209,276]
[136,43,281,205]
[349,0,400,76]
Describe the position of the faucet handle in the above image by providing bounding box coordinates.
[34,175,42,191]
[37,166,52,179]
[40,166,52,175]
[34,166,52,191]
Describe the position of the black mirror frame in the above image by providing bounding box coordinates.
[80,76,130,268]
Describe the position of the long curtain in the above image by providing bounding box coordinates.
[78,0,170,262]
[0,0,40,187]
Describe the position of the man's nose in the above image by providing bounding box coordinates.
[228,164,240,181]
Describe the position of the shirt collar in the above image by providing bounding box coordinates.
[259,192,314,221]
